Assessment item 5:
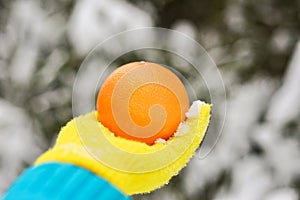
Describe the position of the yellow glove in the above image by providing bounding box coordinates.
[35,103,210,195]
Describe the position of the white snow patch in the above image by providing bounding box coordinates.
[155,138,167,144]
[185,100,205,118]
[68,0,153,56]
[174,122,189,136]
[0,99,44,192]
[266,40,300,127]
[265,188,298,200]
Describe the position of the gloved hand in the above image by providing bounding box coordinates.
[3,104,210,199]
[36,102,210,195]
[3,102,210,199]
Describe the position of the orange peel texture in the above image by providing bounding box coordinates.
[97,62,189,144]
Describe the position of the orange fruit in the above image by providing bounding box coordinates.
[97,61,189,144]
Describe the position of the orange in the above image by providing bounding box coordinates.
[97,61,189,144]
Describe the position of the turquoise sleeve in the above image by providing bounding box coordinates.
[2,163,130,200]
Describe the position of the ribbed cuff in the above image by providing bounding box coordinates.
[3,163,130,200]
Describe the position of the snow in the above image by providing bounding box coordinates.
[183,79,276,196]
[265,188,298,200]
[185,100,205,118]
[68,0,153,56]
[266,41,300,127]
[7,1,64,87]
[154,138,167,144]
[174,122,190,137]
[181,43,300,199]
[0,99,44,192]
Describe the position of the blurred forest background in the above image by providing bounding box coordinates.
[0,0,300,199]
